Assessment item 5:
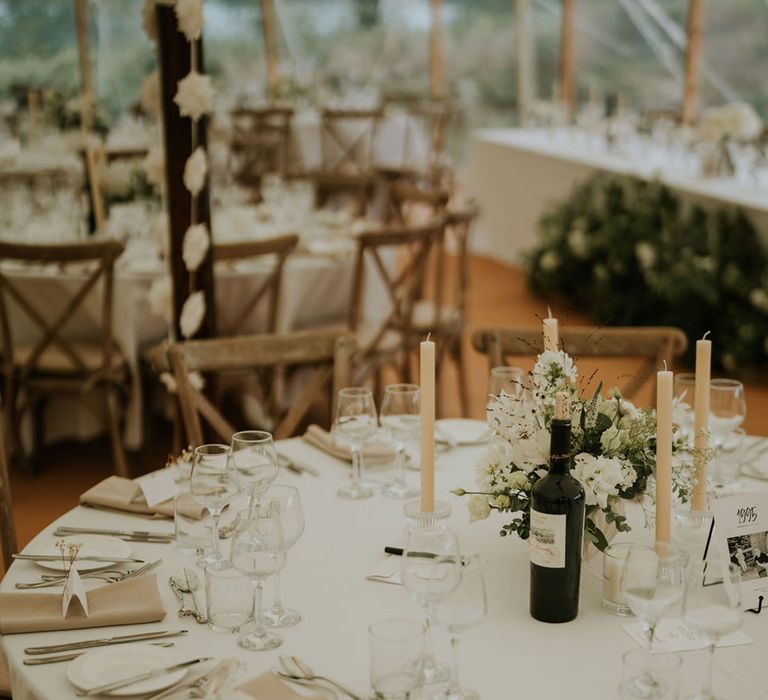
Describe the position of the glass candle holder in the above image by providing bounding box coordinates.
[672,507,715,569]
[403,499,451,528]
[602,542,635,616]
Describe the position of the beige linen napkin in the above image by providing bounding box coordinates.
[80,476,205,520]
[237,672,323,699]
[302,424,395,465]
[0,573,167,634]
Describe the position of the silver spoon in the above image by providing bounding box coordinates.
[278,656,362,699]
[172,569,206,623]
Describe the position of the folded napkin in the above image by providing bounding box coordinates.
[80,476,205,520]
[0,573,166,634]
[236,672,323,699]
[303,425,395,465]
[366,556,402,586]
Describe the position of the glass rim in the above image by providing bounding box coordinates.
[231,430,274,444]
[710,378,744,391]
[368,618,425,640]
[383,383,419,394]
[603,541,643,558]
[338,386,373,397]
[261,483,300,499]
[194,443,231,456]
[490,366,525,376]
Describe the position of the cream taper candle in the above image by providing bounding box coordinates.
[692,333,711,511]
[420,336,436,513]
[655,365,673,548]
[543,308,559,352]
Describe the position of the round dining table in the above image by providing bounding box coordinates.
[2,437,766,699]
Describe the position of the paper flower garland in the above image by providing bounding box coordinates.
[183,146,207,195]
[143,143,165,189]
[180,290,206,338]
[174,71,214,122]
[140,70,161,117]
[182,223,210,272]
[175,0,205,41]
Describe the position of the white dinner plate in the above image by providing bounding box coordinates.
[67,644,188,696]
[435,419,492,446]
[32,535,132,572]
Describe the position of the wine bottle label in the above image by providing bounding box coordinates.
[529,509,566,568]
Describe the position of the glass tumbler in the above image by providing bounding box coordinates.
[602,542,634,616]
[205,561,253,633]
[621,650,681,700]
[369,619,425,700]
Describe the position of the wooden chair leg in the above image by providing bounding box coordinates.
[104,386,128,477]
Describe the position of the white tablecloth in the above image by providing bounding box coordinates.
[2,438,766,699]
[466,128,768,266]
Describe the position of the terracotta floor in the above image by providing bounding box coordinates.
[8,257,768,548]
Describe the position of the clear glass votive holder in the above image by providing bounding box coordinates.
[205,561,253,634]
[713,428,745,486]
[403,499,451,528]
[174,493,213,558]
[621,649,682,700]
[672,507,714,570]
[602,543,635,616]
[369,619,425,699]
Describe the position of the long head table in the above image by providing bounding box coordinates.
[2,438,766,699]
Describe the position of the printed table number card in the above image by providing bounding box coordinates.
[134,470,179,508]
[710,492,768,610]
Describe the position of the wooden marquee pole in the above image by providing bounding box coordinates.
[559,0,575,113]
[430,0,445,100]
[516,0,535,125]
[260,0,280,99]
[682,0,703,125]
[73,0,93,132]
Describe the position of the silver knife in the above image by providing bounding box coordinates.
[277,452,320,477]
[24,629,188,655]
[13,554,144,563]
[23,642,175,665]
[53,527,174,540]
[75,657,212,696]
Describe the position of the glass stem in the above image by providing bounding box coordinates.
[252,580,265,636]
[423,604,436,664]
[210,508,221,558]
[647,622,656,653]
[703,643,716,697]
[351,446,362,489]
[447,633,462,694]
[394,444,406,487]
[270,569,285,612]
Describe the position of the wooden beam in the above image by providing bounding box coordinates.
[260,0,280,99]
[73,0,92,133]
[682,0,703,125]
[559,0,575,113]
[155,4,216,340]
[516,0,535,125]
[429,0,445,100]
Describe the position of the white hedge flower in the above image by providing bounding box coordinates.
[573,454,634,509]
[175,0,205,41]
[147,277,172,323]
[142,0,157,42]
[142,143,165,189]
[183,147,207,195]
[139,70,160,117]
[635,241,656,270]
[174,71,214,122]
[467,495,491,523]
[182,223,210,272]
[539,250,559,272]
[180,290,206,338]
[567,227,588,258]
[749,288,768,313]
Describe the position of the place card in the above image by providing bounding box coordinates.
[135,470,179,508]
[622,618,752,653]
[62,568,89,618]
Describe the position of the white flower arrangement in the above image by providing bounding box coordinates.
[175,0,205,41]
[697,102,762,143]
[142,144,165,189]
[454,350,694,551]
[182,223,210,272]
[140,70,161,117]
[174,71,214,122]
[183,146,207,195]
[180,290,206,338]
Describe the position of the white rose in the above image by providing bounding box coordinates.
[182,223,210,272]
[467,495,491,523]
[180,290,206,338]
[175,0,205,41]
[183,146,208,195]
[174,71,214,122]
[600,424,628,455]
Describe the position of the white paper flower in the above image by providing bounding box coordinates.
[182,223,210,272]
[174,71,214,122]
[142,143,165,189]
[151,212,169,258]
[180,290,206,338]
[140,70,161,117]
[142,0,157,42]
[183,147,207,195]
[175,0,205,41]
[466,495,491,523]
[147,277,173,323]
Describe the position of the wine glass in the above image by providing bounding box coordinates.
[261,484,306,628]
[380,384,420,500]
[620,544,687,698]
[673,373,696,443]
[231,430,280,509]
[401,524,462,685]
[189,444,239,566]
[487,366,525,399]
[335,387,377,499]
[709,379,746,448]
[683,559,743,700]
[435,554,487,700]
[230,501,287,651]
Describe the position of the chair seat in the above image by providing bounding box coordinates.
[13,340,126,376]
[410,299,462,331]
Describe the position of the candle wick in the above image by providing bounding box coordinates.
[702,330,711,340]
[426,332,432,342]
[547,306,552,319]
[662,360,668,371]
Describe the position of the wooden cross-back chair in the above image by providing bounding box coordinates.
[385,181,450,226]
[471,326,688,403]
[229,106,294,189]
[0,422,17,572]
[0,240,128,475]
[348,221,442,388]
[167,329,356,445]
[213,234,299,336]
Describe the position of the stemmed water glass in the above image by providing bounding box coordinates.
[683,559,743,700]
[487,366,525,399]
[189,444,239,566]
[261,484,305,628]
[620,544,687,698]
[401,524,462,685]
[435,554,487,700]
[380,384,420,499]
[231,500,287,651]
[231,430,280,512]
[709,379,746,448]
[335,387,377,500]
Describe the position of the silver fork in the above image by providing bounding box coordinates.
[16,559,161,589]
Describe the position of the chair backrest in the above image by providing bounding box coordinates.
[168,329,357,443]
[386,181,450,226]
[0,240,124,381]
[213,234,299,336]
[348,222,442,354]
[471,325,688,401]
[229,106,294,183]
[0,422,17,570]
[320,108,382,175]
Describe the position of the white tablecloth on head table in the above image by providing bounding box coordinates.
[3,438,767,699]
